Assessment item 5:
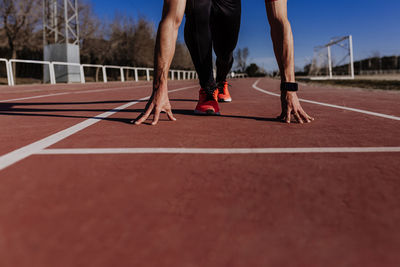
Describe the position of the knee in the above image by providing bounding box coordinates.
[161,3,185,30]
[161,13,183,30]
[172,15,184,29]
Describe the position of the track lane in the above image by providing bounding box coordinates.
[0,83,154,155]
[0,84,197,170]
[253,80,400,121]
[0,78,400,267]
[0,153,399,267]
[257,78,400,117]
[48,78,400,150]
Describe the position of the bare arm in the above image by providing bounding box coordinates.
[265,0,314,123]
[134,0,186,125]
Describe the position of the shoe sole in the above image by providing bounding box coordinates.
[218,98,232,103]
[194,109,221,116]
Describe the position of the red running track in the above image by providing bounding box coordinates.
[0,78,399,267]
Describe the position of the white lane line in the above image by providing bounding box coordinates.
[0,85,197,171]
[0,92,70,103]
[37,147,400,155]
[0,84,152,103]
[253,80,400,121]
[72,85,151,95]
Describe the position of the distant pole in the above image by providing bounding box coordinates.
[327,46,333,79]
[349,35,355,79]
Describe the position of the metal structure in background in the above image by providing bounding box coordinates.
[43,0,81,83]
[43,0,80,45]
[309,35,354,80]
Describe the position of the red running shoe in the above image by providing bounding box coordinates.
[194,86,220,115]
[217,81,232,102]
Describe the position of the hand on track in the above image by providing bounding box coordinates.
[278,91,314,124]
[133,86,176,126]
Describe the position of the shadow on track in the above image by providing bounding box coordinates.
[0,99,279,124]
[0,100,145,124]
[170,109,279,122]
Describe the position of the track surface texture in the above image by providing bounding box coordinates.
[0,78,399,267]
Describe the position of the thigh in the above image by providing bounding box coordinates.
[185,0,212,19]
[211,0,241,56]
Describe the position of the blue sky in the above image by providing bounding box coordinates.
[91,0,400,71]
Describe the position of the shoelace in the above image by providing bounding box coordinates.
[217,82,231,94]
[204,85,217,101]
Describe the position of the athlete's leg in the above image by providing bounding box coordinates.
[265,0,314,123]
[184,0,215,88]
[134,0,186,125]
[211,0,241,83]
[185,0,221,115]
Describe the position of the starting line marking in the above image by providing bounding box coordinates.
[253,80,400,121]
[37,147,400,155]
[0,85,197,171]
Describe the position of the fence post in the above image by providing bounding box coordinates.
[102,66,108,83]
[146,69,150,81]
[171,70,174,80]
[8,60,15,86]
[49,63,56,84]
[120,67,125,82]
[134,68,139,82]
[4,59,12,86]
[80,65,86,84]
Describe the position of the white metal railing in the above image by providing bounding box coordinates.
[227,72,247,79]
[0,58,197,86]
[53,61,85,83]
[8,59,56,86]
[0,58,12,86]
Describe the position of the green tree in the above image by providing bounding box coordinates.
[245,63,266,77]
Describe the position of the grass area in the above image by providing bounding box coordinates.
[297,78,400,91]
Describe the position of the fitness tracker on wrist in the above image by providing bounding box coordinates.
[280,82,298,92]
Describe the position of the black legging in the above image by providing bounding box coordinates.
[184,0,241,88]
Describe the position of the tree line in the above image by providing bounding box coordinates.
[234,47,267,77]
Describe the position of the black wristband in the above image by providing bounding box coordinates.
[280,82,298,92]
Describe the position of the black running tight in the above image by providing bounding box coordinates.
[184,0,241,88]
